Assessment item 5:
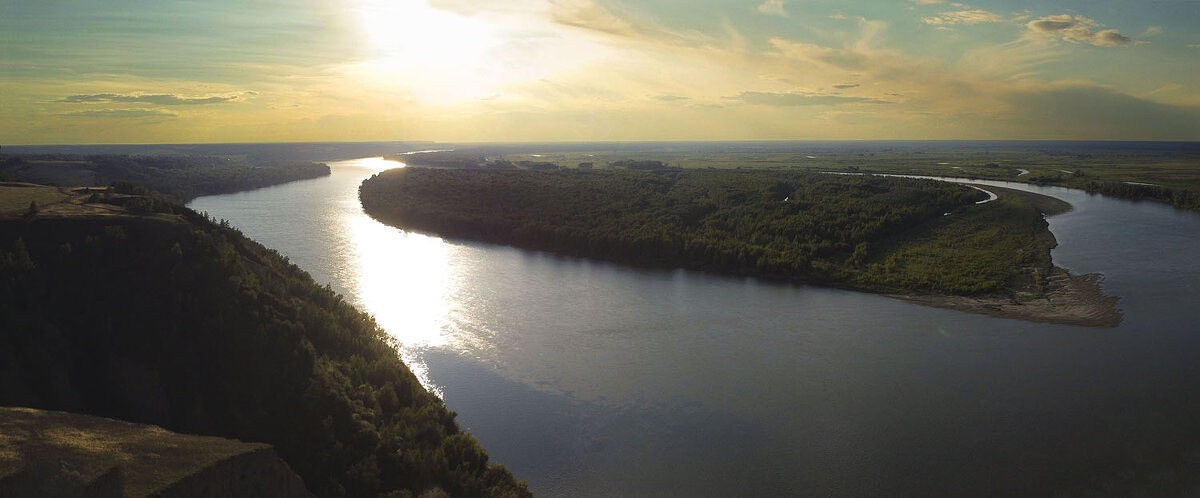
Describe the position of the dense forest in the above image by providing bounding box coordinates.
[0,154,329,202]
[360,168,1055,296]
[1079,180,1200,211]
[395,142,1200,212]
[0,207,529,497]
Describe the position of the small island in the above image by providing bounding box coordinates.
[360,167,1120,327]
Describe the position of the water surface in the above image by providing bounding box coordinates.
[191,158,1200,496]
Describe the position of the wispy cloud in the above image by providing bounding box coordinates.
[833,84,860,89]
[651,94,691,101]
[1026,15,1137,47]
[922,10,1003,26]
[58,93,247,105]
[756,0,788,17]
[61,109,178,119]
[549,0,637,37]
[768,38,870,70]
[731,91,892,106]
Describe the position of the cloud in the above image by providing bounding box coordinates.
[757,0,788,17]
[1026,15,1137,47]
[1091,29,1134,47]
[59,93,243,105]
[545,0,712,51]
[910,0,946,4]
[833,84,860,89]
[768,38,870,70]
[960,38,1065,79]
[61,109,178,119]
[922,10,1003,25]
[1142,26,1163,38]
[732,91,892,106]
[549,0,637,37]
[1003,84,1200,139]
[651,94,691,101]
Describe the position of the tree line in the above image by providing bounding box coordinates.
[0,154,330,202]
[360,168,1051,296]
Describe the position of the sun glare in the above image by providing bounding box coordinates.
[357,0,498,103]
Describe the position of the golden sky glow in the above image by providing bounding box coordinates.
[2,0,1199,144]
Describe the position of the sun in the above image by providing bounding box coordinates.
[356,0,499,104]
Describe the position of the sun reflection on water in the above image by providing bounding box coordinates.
[337,157,457,397]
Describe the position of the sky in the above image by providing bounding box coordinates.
[2,0,1199,144]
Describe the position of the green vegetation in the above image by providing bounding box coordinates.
[0,208,529,497]
[0,154,330,202]
[400,142,1200,211]
[0,184,67,213]
[862,196,1055,295]
[360,168,1054,296]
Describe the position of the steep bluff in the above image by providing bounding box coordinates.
[0,406,309,498]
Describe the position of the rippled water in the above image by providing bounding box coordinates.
[190,158,1200,496]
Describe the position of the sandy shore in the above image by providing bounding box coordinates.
[891,267,1122,327]
[882,181,1123,327]
[982,185,1072,215]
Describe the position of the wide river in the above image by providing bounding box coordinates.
[191,157,1200,496]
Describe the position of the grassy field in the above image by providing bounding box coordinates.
[0,155,329,202]
[0,183,68,214]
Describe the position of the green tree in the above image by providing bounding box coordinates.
[22,201,38,222]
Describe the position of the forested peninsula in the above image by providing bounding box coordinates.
[0,186,530,497]
[360,168,1120,326]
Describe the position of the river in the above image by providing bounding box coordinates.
[190,157,1200,496]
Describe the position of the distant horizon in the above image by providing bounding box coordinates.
[6,138,1200,148]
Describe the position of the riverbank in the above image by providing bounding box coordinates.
[894,268,1121,327]
[872,185,1118,326]
[863,186,1118,326]
[984,185,1072,215]
[360,167,1123,326]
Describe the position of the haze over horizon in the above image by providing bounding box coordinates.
[3,0,1200,145]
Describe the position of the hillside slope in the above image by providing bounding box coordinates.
[0,196,529,497]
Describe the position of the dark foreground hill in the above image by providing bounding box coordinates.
[0,194,529,497]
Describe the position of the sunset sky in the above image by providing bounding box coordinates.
[2,0,1199,144]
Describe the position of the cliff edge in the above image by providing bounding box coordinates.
[0,406,309,498]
